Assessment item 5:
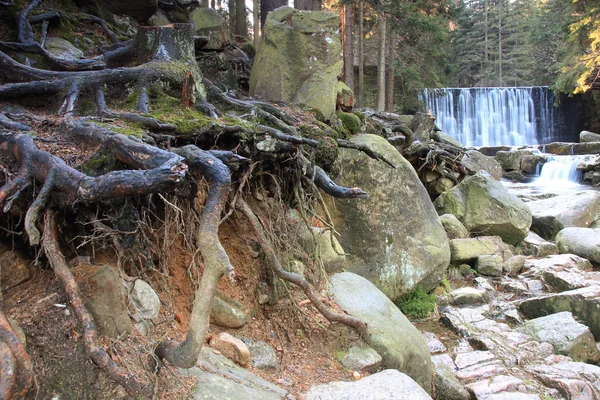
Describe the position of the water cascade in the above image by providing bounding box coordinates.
[420,87,557,147]
[536,156,582,186]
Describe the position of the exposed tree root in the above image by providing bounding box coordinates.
[238,199,370,341]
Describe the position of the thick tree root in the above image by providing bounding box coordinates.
[299,155,368,199]
[155,146,233,368]
[42,210,148,398]
[238,199,370,341]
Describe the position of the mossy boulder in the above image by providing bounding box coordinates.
[326,134,450,300]
[189,7,230,50]
[337,111,361,134]
[250,6,342,120]
[336,81,354,110]
[433,171,532,245]
[45,37,84,60]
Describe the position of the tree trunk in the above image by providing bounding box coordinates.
[229,0,236,35]
[385,26,396,112]
[358,0,364,108]
[261,0,287,28]
[235,0,248,39]
[253,0,260,47]
[343,1,354,91]
[375,11,386,112]
[295,0,321,10]
[484,0,488,86]
[498,0,503,86]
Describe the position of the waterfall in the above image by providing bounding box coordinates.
[536,156,582,186]
[420,87,556,147]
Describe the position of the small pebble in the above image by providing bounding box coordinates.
[213,349,221,355]
[353,371,361,380]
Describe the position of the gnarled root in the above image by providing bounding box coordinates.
[237,199,370,341]
[155,146,233,368]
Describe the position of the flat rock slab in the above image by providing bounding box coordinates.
[556,227,600,264]
[527,361,600,400]
[451,287,490,306]
[303,369,432,400]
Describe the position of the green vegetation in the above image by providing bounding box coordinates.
[395,287,436,319]
[337,111,362,135]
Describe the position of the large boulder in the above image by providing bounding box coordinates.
[189,8,230,50]
[581,130,600,143]
[461,150,503,181]
[527,191,600,240]
[303,370,432,400]
[328,272,433,393]
[556,227,600,265]
[440,214,469,239]
[327,134,450,299]
[434,171,532,245]
[45,37,84,60]
[250,7,342,120]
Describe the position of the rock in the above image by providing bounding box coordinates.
[519,285,600,338]
[543,142,573,155]
[238,337,277,370]
[311,228,346,272]
[580,130,600,142]
[434,171,532,245]
[328,272,433,393]
[45,37,84,60]
[433,362,470,400]
[423,332,447,354]
[336,81,354,111]
[572,142,600,154]
[504,255,525,275]
[527,361,600,400]
[523,254,594,292]
[517,312,600,363]
[449,237,496,263]
[429,177,455,195]
[556,227,600,264]
[189,8,230,51]
[250,7,342,120]
[495,150,531,171]
[440,214,469,239]
[451,287,489,305]
[210,293,247,329]
[528,191,600,240]
[520,154,545,175]
[0,245,33,291]
[128,279,160,336]
[328,134,450,299]
[303,369,432,400]
[409,112,436,142]
[72,263,133,339]
[433,131,464,149]
[99,0,156,21]
[477,146,511,157]
[522,231,559,257]
[461,150,503,181]
[476,254,504,276]
[184,346,292,399]
[337,345,382,374]
[464,375,529,400]
[209,332,250,366]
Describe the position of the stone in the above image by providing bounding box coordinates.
[581,130,600,143]
[543,142,573,155]
[522,231,559,257]
[433,362,470,400]
[504,255,526,275]
[572,142,600,155]
[464,375,528,399]
[422,332,447,354]
[476,254,504,276]
[528,191,600,240]
[128,279,160,336]
[461,150,503,181]
[495,150,531,171]
[451,287,489,305]
[328,272,433,393]
[337,345,382,374]
[518,285,600,338]
[250,7,342,120]
[556,227,600,264]
[454,351,495,370]
[209,332,250,366]
[238,336,277,370]
[327,134,450,299]
[449,237,496,263]
[520,154,545,175]
[409,112,436,142]
[336,81,354,111]
[189,8,230,51]
[210,293,247,329]
[0,245,33,291]
[45,37,84,60]
[433,131,464,149]
[184,346,292,399]
[440,214,469,239]
[517,312,600,363]
[434,171,532,245]
[99,0,157,21]
[477,146,511,157]
[72,263,133,339]
[429,177,455,195]
[527,362,600,400]
[303,369,433,400]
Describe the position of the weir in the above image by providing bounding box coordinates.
[420,87,578,147]
[536,155,583,186]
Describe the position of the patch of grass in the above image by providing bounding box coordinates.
[395,287,436,319]
[441,276,451,292]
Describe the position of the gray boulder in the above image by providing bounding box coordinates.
[451,287,489,306]
[440,214,469,239]
[189,8,230,50]
[328,134,450,299]
[45,37,84,60]
[476,254,504,276]
[528,191,600,240]
[556,227,600,265]
[495,150,532,171]
[328,272,433,393]
[337,345,382,374]
[434,171,532,245]
[303,370,432,400]
[128,279,160,336]
[517,312,600,363]
[433,362,470,400]
[461,150,503,181]
[449,237,496,263]
[581,130,600,143]
[210,293,247,329]
[522,231,559,258]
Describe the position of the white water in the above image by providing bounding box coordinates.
[420,87,555,147]
[536,156,582,186]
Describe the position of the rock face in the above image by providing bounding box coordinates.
[303,370,433,400]
[328,134,450,299]
[328,272,433,393]
[238,337,278,370]
[128,279,160,336]
[527,191,600,240]
[517,312,600,363]
[434,171,532,245]
[250,7,342,120]
[99,0,157,21]
[189,8,230,50]
[556,227,600,264]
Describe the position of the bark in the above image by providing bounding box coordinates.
[261,0,287,28]
[235,0,248,39]
[253,0,260,47]
[375,11,386,112]
[343,1,354,91]
[358,0,364,108]
[385,27,396,113]
[295,0,321,11]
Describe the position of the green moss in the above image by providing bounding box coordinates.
[441,276,451,292]
[337,111,361,135]
[146,89,212,135]
[395,287,436,320]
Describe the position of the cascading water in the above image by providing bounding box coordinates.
[420,87,556,147]
[536,156,582,186]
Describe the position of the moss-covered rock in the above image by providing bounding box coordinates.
[189,7,230,50]
[249,7,342,120]
[337,111,361,135]
[336,81,354,110]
